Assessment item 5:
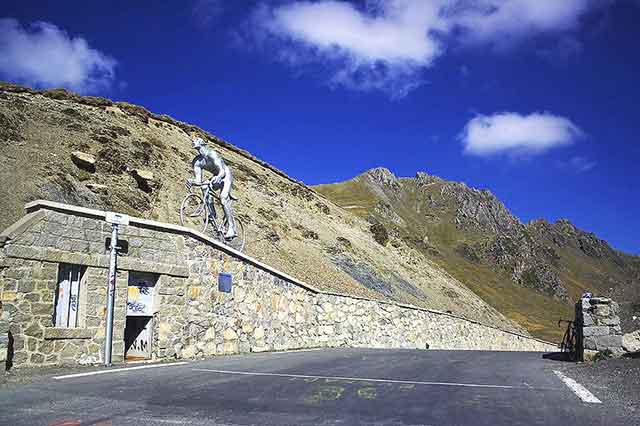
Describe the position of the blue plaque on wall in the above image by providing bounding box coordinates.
[218,272,233,293]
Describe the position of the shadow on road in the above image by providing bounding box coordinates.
[542,352,576,362]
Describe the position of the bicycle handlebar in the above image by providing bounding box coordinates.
[185,179,211,190]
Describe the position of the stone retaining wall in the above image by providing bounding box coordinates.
[0,201,556,369]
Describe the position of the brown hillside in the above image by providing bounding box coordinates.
[0,82,527,337]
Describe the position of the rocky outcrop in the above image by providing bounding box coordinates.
[416,179,568,301]
[71,151,96,173]
[481,233,567,301]
[374,201,404,226]
[131,169,156,193]
[85,183,108,193]
[528,219,623,263]
[431,182,568,299]
[415,171,442,188]
[622,330,640,353]
[365,167,401,191]
[440,182,521,235]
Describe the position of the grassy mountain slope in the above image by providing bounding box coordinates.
[315,169,640,341]
[0,82,526,335]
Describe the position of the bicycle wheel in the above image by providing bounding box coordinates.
[180,193,208,233]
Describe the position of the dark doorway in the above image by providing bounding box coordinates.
[124,316,152,360]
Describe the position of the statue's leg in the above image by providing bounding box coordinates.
[220,178,236,238]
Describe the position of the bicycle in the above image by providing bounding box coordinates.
[558,319,576,358]
[179,180,245,252]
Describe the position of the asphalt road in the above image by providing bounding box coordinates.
[0,348,635,426]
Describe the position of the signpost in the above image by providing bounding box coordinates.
[104,212,129,366]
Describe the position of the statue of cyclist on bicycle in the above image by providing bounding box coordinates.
[187,136,237,240]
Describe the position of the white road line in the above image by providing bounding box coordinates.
[123,418,186,424]
[192,368,530,389]
[273,348,324,354]
[553,371,602,404]
[53,362,189,380]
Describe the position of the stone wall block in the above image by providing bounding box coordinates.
[582,325,609,337]
[223,328,238,341]
[17,280,36,293]
[222,341,237,354]
[594,335,623,350]
[592,304,611,317]
[31,302,53,317]
[599,316,620,326]
[1,277,18,292]
[4,267,31,280]
[45,212,68,225]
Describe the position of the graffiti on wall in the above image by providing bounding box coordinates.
[126,273,156,317]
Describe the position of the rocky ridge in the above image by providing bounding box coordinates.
[315,167,640,339]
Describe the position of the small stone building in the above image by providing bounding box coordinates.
[0,200,556,369]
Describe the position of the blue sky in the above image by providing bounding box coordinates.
[2,1,639,254]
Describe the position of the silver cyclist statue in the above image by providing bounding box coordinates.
[187,136,237,240]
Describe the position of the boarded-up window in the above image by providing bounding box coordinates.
[54,264,85,328]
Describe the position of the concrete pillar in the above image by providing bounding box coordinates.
[576,297,624,360]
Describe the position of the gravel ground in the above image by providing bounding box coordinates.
[557,354,640,414]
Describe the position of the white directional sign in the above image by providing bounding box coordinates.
[106,212,130,225]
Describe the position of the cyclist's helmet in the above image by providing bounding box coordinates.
[192,136,205,149]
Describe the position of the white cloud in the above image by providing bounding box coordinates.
[250,0,608,97]
[265,1,447,65]
[253,0,448,98]
[452,0,593,46]
[0,18,116,93]
[459,112,584,156]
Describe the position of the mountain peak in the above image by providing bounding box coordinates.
[415,171,442,186]
[363,167,398,187]
[555,218,575,227]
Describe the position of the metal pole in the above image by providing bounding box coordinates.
[104,223,118,366]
